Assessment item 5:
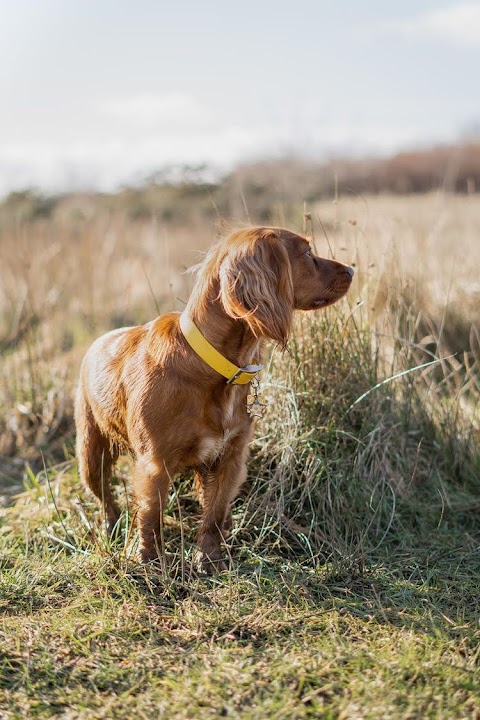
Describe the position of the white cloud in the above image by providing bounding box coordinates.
[0,90,459,195]
[0,92,277,193]
[396,3,480,47]
[0,121,441,196]
[101,92,212,131]
[0,123,290,195]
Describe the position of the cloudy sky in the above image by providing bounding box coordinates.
[1,0,479,195]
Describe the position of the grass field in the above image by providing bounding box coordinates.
[1,191,479,718]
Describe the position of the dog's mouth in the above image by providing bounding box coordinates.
[311,284,351,309]
[297,274,353,311]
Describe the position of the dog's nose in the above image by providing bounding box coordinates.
[345,267,354,277]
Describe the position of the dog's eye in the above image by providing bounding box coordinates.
[305,249,313,258]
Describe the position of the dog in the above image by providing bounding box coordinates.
[75,226,353,570]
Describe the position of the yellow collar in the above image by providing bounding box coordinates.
[179,311,263,385]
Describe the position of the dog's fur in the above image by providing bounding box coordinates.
[75,227,353,569]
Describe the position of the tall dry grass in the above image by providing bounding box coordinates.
[0,190,478,519]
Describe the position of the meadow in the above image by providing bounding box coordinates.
[0,184,479,718]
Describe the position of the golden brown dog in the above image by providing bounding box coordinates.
[75,227,353,569]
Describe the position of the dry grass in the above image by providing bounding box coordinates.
[0,190,478,472]
[1,191,478,488]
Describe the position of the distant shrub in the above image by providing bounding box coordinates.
[0,189,58,224]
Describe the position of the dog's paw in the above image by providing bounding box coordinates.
[139,547,161,565]
[199,552,228,574]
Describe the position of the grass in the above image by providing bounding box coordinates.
[1,468,479,718]
[1,191,479,718]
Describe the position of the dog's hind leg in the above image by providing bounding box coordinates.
[75,389,120,536]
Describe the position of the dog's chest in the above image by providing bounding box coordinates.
[197,394,239,465]
[198,432,233,465]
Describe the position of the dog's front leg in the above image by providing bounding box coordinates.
[133,457,172,564]
[194,471,232,537]
[196,440,249,572]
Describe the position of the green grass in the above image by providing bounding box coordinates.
[1,520,479,718]
[1,307,479,719]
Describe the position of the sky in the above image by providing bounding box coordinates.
[1,0,479,195]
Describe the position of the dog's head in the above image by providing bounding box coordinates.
[212,227,353,347]
[279,229,354,311]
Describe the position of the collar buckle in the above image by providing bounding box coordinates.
[226,364,264,385]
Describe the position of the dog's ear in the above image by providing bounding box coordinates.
[219,228,294,347]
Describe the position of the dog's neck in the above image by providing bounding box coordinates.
[185,283,263,370]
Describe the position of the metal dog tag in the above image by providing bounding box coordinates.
[246,377,267,418]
